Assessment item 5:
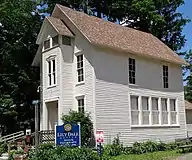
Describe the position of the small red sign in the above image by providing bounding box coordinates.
[96,130,104,143]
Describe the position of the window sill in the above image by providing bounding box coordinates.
[131,124,180,128]
[128,83,139,88]
[47,85,57,89]
[76,81,85,86]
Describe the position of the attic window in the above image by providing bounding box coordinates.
[52,35,59,47]
[62,36,71,45]
[44,39,50,50]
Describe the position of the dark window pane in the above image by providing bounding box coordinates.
[53,73,56,84]
[52,59,55,72]
[62,36,71,45]
[49,74,51,85]
[52,35,59,46]
[48,61,51,73]
[44,39,50,50]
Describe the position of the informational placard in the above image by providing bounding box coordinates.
[55,123,81,147]
[96,130,104,143]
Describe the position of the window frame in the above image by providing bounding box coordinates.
[128,58,136,84]
[130,94,179,127]
[76,96,85,113]
[163,65,169,88]
[170,99,177,125]
[151,97,159,125]
[52,35,59,47]
[142,96,150,125]
[47,56,56,87]
[161,98,168,125]
[130,95,139,125]
[62,35,71,46]
[76,54,84,84]
[44,39,50,50]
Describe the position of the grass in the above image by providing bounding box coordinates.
[111,150,183,160]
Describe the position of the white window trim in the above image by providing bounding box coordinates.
[162,65,169,89]
[75,53,85,85]
[42,35,59,52]
[128,58,136,85]
[130,94,179,128]
[76,95,85,113]
[47,55,57,88]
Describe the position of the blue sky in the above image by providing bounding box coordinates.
[178,0,192,52]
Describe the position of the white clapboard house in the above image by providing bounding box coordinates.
[32,4,188,145]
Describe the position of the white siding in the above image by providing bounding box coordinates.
[73,34,95,128]
[93,48,186,145]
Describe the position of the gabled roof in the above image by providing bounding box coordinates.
[46,17,74,37]
[55,4,186,65]
[36,16,74,44]
[185,100,192,110]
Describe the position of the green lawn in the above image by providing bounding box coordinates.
[111,150,183,160]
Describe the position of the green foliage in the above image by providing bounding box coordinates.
[104,134,123,156]
[105,136,181,157]
[184,50,192,102]
[40,0,190,52]
[29,144,100,160]
[61,110,95,147]
[0,142,7,155]
[0,0,42,135]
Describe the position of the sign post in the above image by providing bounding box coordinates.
[32,100,40,153]
[55,123,81,147]
[96,130,104,159]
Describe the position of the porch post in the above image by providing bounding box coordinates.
[57,98,63,125]
[43,101,48,130]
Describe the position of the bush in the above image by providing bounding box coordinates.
[61,110,95,147]
[0,142,7,155]
[104,134,123,156]
[29,144,100,160]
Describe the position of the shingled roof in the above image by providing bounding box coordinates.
[54,4,186,65]
[46,16,74,37]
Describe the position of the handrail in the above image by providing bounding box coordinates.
[0,131,23,139]
[0,131,24,143]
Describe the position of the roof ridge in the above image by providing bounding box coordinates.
[56,4,187,65]
[56,4,153,36]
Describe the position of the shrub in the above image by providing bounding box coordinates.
[61,110,95,147]
[104,134,123,156]
[0,142,7,155]
[29,144,100,160]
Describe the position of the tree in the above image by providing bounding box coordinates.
[184,50,192,102]
[0,0,42,135]
[42,0,190,52]
[61,111,95,147]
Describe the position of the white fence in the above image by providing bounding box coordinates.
[0,131,24,143]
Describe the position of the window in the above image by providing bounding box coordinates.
[130,95,178,127]
[142,97,149,125]
[152,97,159,125]
[170,99,177,124]
[44,39,50,50]
[131,96,139,125]
[48,58,56,86]
[77,54,84,82]
[161,98,168,124]
[129,58,135,84]
[62,36,71,45]
[52,35,59,47]
[77,98,84,113]
[163,65,168,88]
